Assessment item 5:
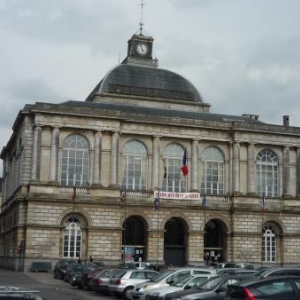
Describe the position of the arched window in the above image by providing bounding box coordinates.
[61,134,89,186]
[162,144,187,192]
[63,217,82,258]
[262,225,276,262]
[256,149,278,197]
[201,147,224,195]
[121,140,148,190]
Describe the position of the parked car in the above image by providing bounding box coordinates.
[108,269,159,300]
[0,286,40,299]
[217,269,258,276]
[64,263,85,283]
[253,266,300,278]
[70,262,104,288]
[131,267,217,300]
[89,268,123,294]
[145,274,217,300]
[219,263,254,270]
[226,275,300,299]
[53,259,76,279]
[164,274,255,300]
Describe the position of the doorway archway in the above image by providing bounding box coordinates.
[164,217,188,266]
[122,215,148,262]
[204,218,228,263]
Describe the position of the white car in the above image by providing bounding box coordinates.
[145,274,216,300]
[131,267,217,300]
[108,269,159,300]
[134,262,152,270]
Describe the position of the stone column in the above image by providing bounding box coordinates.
[297,148,300,196]
[247,143,256,195]
[31,126,41,181]
[191,140,198,191]
[49,127,60,182]
[93,131,102,186]
[233,142,240,194]
[283,146,290,197]
[152,136,160,190]
[110,131,119,188]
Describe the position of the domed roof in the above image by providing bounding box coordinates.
[86,63,202,103]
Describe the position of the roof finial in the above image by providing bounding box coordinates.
[138,0,146,35]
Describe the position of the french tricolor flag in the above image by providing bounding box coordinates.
[181,148,189,176]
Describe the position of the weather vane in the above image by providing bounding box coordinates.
[138,0,146,35]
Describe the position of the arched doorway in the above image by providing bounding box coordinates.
[164,217,187,266]
[122,215,148,262]
[204,219,228,264]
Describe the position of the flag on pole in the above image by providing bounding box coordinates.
[260,195,265,213]
[70,187,76,202]
[202,196,207,207]
[154,197,160,210]
[181,148,189,176]
[120,191,126,205]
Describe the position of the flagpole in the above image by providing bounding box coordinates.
[156,189,159,267]
[260,193,265,267]
[124,190,127,264]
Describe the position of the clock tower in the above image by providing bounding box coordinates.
[123,33,158,67]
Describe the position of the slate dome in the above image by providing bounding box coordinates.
[86,63,202,103]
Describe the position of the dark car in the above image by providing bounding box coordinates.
[64,263,85,283]
[253,267,300,278]
[70,262,104,289]
[164,274,255,300]
[226,276,300,299]
[53,259,76,279]
[89,268,123,294]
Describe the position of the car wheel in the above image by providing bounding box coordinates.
[123,286,133,300]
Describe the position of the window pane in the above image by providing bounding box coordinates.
[60,134,90,186]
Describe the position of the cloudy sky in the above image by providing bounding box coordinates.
[1,0,300,175]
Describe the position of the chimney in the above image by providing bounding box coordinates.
[283,115,289,127]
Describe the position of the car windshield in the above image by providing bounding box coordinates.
[252,269,272,277]
[72,265,84,271]
[152,269,176,282]
[97,269,118,278]
[196,276,224,290]
[172,276,193,287]
[111,270,126,278]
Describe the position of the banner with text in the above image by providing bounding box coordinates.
[154,191,200,200]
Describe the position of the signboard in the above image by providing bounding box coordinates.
[154,191,200,200]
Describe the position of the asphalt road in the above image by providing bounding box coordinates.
[0,268,113,300]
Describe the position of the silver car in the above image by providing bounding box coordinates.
[108,269,159,300]
[145,274,217,300]
[131,267,217,300]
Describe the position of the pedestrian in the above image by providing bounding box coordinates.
[78,257,81,264]
[89,256,93,262]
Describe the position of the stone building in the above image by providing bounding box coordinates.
[1,30,300,271]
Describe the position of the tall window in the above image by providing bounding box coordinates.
[63,217,82,258]
[201,147,224,195]
[121,140,148,190]
[162,144,187,192]
[61,134,89,186]
[256,149,278,197]
[262,225,276,262]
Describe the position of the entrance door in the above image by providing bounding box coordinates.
[204,219,227,263]
[164,217,187,266]
[122,216,147,262]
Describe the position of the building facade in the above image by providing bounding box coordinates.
[1,31,300,271]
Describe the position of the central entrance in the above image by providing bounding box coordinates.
[164,217,187,266]
[204,219,228,264]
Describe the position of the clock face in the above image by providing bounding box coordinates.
[136,42,149,56]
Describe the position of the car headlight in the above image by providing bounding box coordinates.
[171,298,181,300]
